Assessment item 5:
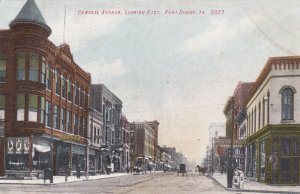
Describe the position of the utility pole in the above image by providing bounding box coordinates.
[227,97,234,188]
[211,137,214,176]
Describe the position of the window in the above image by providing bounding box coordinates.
[85,90,88,108]
[0,54,6,82]
[61,108,65,131]
[94,127,96,143]
[17,94,25,121]
[111,131,115,145]
[62,75,67,99]
[40,96,45,124]
[45,101,51,127]
[260,141,265,178]
[41,57,46,84]
[282,88,294,120]
[281,137,291,156]
[258,102,261,129]
[67,110,71,132]
[0,95,5,136]
[67,79,72,101]
[28,94,38,122]
[79,116,83,136]
[74,114,78,134]
[80,87,84,108]
[55,69,61,95]
[75,83,79,105]
[54,105,59,129]
[46,64,52,90]
[29,53,39,81]
[17,52,25,80]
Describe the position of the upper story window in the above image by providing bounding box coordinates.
[67,78,73,102]
[29,53,39,82]
[54,105,59,129]
[62,75,67,99]
[67,110,71,132]
[45,101,51,127]
[28,94,38,122]
[80,87,84,108]
[0,95,5,136]
[40,96,45,124]
[46,64,52,90]
[282,87,294,120]
[55,69,61,95]
[17,52,25,80]
[41,57,46,85]
[74,113,78,134]
[0,54,6,83]
[75,82,79,105]
[61,108,66,131]
[17,94,25,121]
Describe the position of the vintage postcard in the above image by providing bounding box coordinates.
[0,0,300,193]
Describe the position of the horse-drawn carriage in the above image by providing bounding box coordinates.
[177,164,187,176]
[196,165,207,175]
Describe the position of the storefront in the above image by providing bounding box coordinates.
[6,137,30,172]
[32,138,51,172]
[71,145,86,172]
[246,125,300,184]
[89,148,96,175]
[56,143,71,175]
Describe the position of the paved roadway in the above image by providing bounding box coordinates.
[0,172,263,194]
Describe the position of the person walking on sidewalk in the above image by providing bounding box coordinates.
[76,164,81,179]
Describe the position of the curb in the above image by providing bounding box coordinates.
[207,175,300,194]
[0,173,130,186]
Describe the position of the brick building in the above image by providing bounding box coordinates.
[0,0,91,178]
[130,122,155,167]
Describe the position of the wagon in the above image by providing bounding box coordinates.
[177,164,187,176]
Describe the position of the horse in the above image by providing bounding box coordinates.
[196,165,207,175]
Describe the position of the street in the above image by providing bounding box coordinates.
[0,172,260,194]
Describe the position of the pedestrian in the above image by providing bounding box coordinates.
[76,164,81,179]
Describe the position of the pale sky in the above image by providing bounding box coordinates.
[1,0,300,163]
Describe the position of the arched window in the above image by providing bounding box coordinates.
[282,88,294,120]
[0,53,6,82]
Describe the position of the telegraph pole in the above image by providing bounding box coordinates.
[227,97,234,188]
[211,137,214,175]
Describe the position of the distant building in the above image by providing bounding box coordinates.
[207,123,225,172]
[88,107,103,174]
[121,115,131,169]
[130,122,155,167]
[90,84,122,172]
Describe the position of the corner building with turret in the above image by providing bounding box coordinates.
[0,0,91,178]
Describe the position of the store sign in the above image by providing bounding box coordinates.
[59,134,81,141]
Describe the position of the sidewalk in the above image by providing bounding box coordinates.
[209,172,300,193]
[0,173,129,185]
